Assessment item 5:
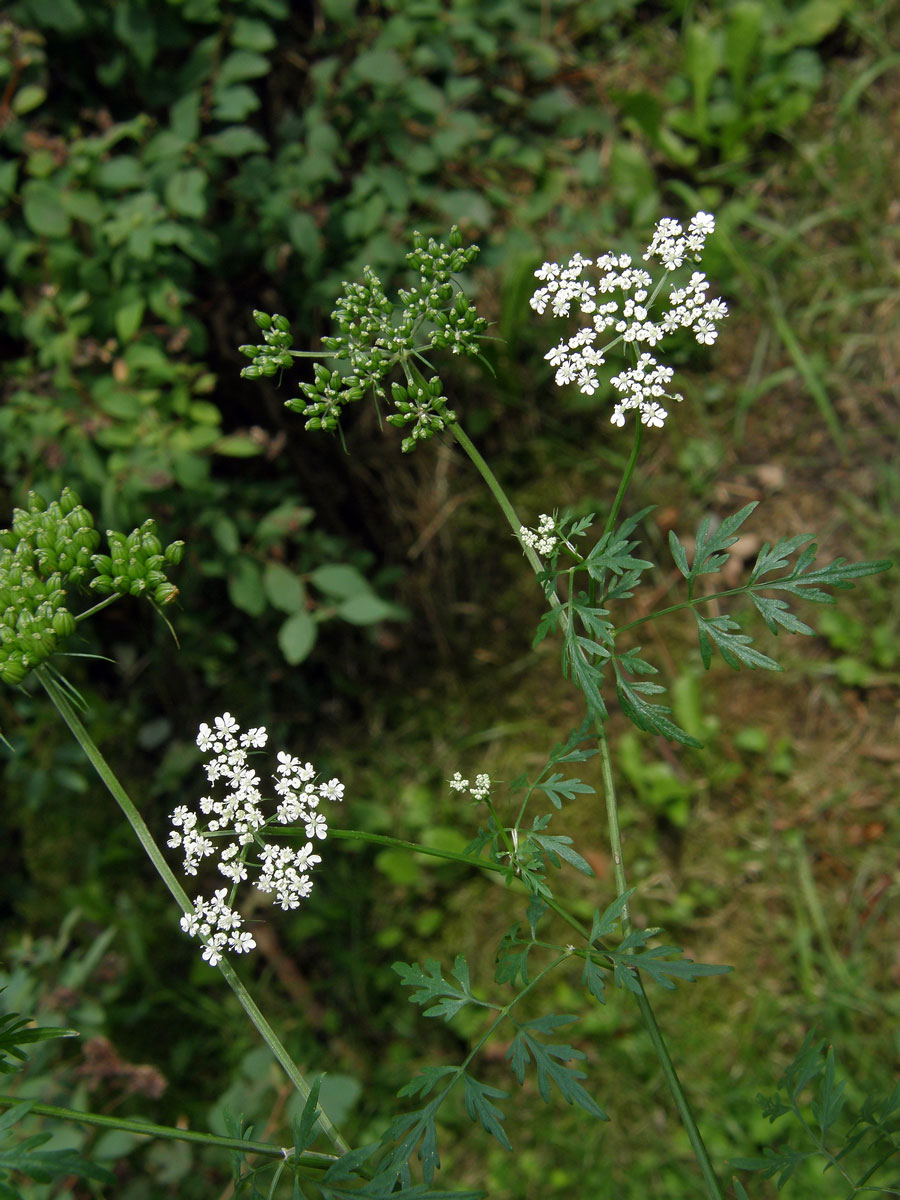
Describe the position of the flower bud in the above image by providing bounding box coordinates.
[52,609,76,639]
[164,540,185,565]
[59,487,82,514]
[253,310,272,330]
[1,659,28,686]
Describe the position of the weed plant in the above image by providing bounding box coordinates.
[1,218,896,1199]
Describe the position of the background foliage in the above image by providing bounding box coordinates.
[1,0,898,1196]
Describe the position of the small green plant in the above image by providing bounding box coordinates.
[732,1034,900,1196]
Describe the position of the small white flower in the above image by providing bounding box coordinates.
[230,930,256,954]
[173,713,346,964]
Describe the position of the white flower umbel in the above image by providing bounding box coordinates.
[449,770,492,802]
[519,513,558,557]
[529,212,727,427]
[170,713,344,964]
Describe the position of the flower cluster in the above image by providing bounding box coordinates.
[90,519,183,605]
[518,514,558,557]
[449,771,492,801]
[0,489,183,687]
[240,227,487,450]
[530,212,727,428]
[170,713,344,966]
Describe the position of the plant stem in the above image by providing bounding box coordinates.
[450,423,543,575]
[448,423,725,1200]
[603,420,643,537]
[0,1094,339,1168]
[596,720,723,1200]
[36,667,351,1157]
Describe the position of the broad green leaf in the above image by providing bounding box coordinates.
[228,558,265,617]
[352,48,405,86]
[218,50,271,86]
[114,297,145,342]
[169,91,201,140]
[263,562,305,612]
[21,181,70,238]
[213,434,262,457]
[211,85,260,121]
[113,0,157,67]
[288,211,321,256]
[165,169,207,218]
[96,156,144,190]
[205,126,268,156]
[337,592,402,625]
[310,562,369,599]
[231,17,277,52]
[12,85,47,115]
[278,610,317,664]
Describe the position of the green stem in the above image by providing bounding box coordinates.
[603,420,643,537]
[448,423,725,1200]
[449,423,543,576]
[0,1094,339,1169]
[74,594,121,624]
[596,723,630,919]
[615,583,759,634]
[36,666,351,1157]
[596,720,722,1200]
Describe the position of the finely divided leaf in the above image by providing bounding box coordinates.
[292,1073,324,1154]
[750,593,815,636]
[694,612,781,671]
[529,833,594,877]
[730,1145,812,1188]
[507,1018,608,1120]
[811,1047,847,1137]
[534,771,594,810]
[462,1073,511,1151]
[614,944,732,992]
[393,957,476,1021]
[398,1065,459,1101]
[378,1099,443,1186]
[591,890,634,940]
[494,924,532,986]
[614,659,702,748]
[581,955,607,1004]
[688,503,758,586]
[669,528,690,579]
